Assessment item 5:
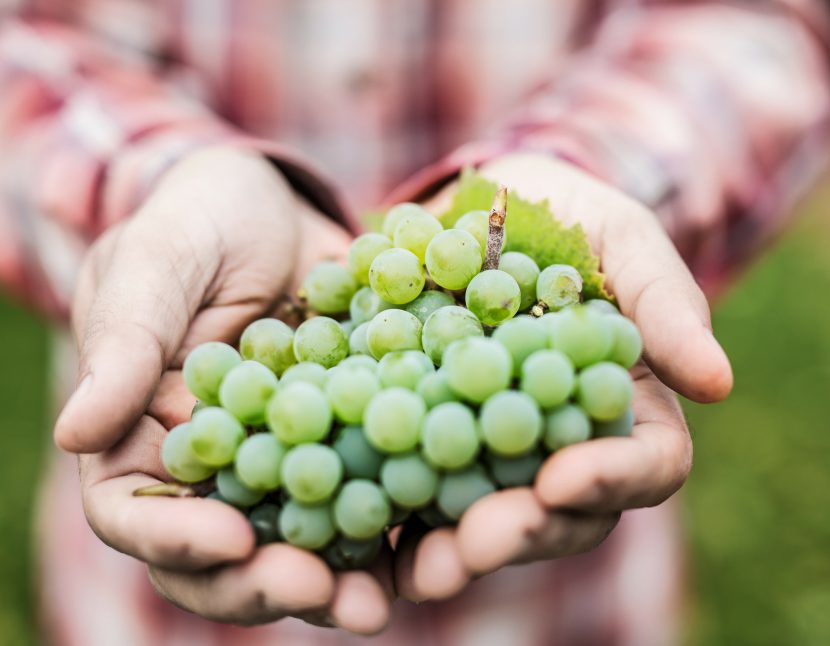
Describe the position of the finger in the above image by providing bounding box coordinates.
[147,370,196,429]
[80,414,255,569]
[455,488,619,574]
[329,569,392,635]
[55,219,218,453]
[82,473,255,570]
[148,543,335,625]
[536,372,693,511]
[600,208,732,403]
[395,526,471,602]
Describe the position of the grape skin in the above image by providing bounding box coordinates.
[349,286,394,325]
[393,208,443,263]
[161,423,215,483]
[235,432,286,491]
[421,402,480,470]
[348,322,372,356]
[189,407,246,468]
[416,370,458,408]
[363,388,425,453]
[425,229,482,290]
[546,305,614,368]
[486,450,544,488]
[333,479,391,540]
[479,390,543,457]
[249,503,282,545]
[442,337,512,404]
[183,342,241,405]
[279,500,336,550]
[520,349,575,409]
[492,316,549,377]
[437,465,496,520]
[281,444,343,504]
[421,305,484,365]
[348,233,393,285]
[332,426,384,480]
[576,362,633,421]
[404,290,456,324]
[605,316,642,368]
[465,270,521,326]
[293,317,349,368]
[240,319,296,376]
[382,203,428,238]
[544,404,592,451]
[593,407,634,438]
[218,360,278,425]
[325,365,381,424]
[536,264,583,311]
[380,453,439,509]
[369,248,425,305]
[267,381,332,444]
[377,350,435,390]
[216,467,265,507]
[302,261,357,315]
[322,534,384,570]
[499,252,540,312]
[278,361,328,389]
[366,309,423,359]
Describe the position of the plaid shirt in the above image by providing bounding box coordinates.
[3,1,830,644]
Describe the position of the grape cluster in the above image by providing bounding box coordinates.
[160,201,642,570]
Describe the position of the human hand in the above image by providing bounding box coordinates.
[395,152,732,601]
[55,147,393,633]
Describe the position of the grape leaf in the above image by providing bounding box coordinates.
[439,169,612,301]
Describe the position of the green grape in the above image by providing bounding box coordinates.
[349,322,372,356]
[377,350,435,390]
[302,261,357,314]
[366,309,423,359]
[239,318,296,376]
[442,337,512,403]
[492,316,549,376]
[520,349,575,409]
[368,248,425,305]
[339,354,378,372]
[584,299,619,316]
[454,210,499,261]
[544,404,592,451]
[235,433,286,491]
[425,229,482,290]
[380,453,439,509]
[606,316,642,368]
[421,402,480,470]
[218,360,279,425]
[416,370,458,408]
[436,465,496,520]
[340,319,355,337]
[536,264,583,311]
[416,504,452,528]
[249,503,282,544]
[266,381,332,444]
[189,407,245,467]
[546,305,614,368]
[577,362,633,421]
[333,479,391,540]
[465,270,521,326]
[322,534,384,570]
[421,305,484,365]
[293,316,349,368]
[192,400,208,416]
[206,491,227,503]
[499,252,541,311]
[325,365,381,424]
[282,443,343,504]
[479,391,543,457]
[363,388,425,453]
[593,407,634,438]
[382,203,425,238]
[349,286,394,325]
[393,207,443,263]
[161,423,215,483]
[216,467,265,507]
[348,233,393,285]
[332,426,384,480]
[486,450,544,488]
[278,361,328,389]
[279,500,336,550]
[183,342,241,404]
[404,290,456,324]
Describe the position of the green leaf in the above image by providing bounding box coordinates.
[439,169,612,301]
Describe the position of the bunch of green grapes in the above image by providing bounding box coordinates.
[159,201,642,570]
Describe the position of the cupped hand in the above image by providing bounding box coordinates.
[395,152,733,601]
[55,146,392,634]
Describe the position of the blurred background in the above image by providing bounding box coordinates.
[0,185,828,645]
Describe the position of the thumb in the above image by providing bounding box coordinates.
[54,222,217,453]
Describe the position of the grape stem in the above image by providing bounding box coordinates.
[133,481,216,498]
[483,186,508,271]
[530,302,546,318]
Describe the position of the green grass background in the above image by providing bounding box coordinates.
[0,189,828,644]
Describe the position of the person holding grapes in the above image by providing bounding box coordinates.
[0,1,828,644]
